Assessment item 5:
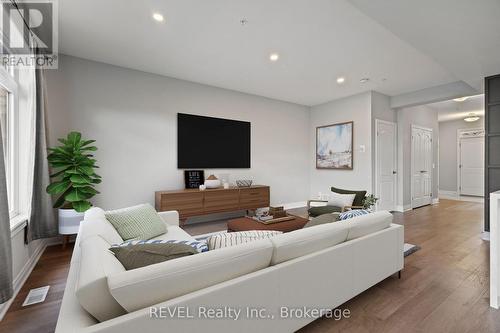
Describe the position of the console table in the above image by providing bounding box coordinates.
[155,185,270,224]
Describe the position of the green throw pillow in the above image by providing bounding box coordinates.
[304,212,340,228]
[105,204,167,241]
[109,243,197,270]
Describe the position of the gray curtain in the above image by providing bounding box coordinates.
[28,67,57,241]
[0,123,13,303]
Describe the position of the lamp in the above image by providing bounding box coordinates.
[464,113,480,122]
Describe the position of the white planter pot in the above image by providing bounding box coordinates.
[204,179,221,189]
[59,208,85,235]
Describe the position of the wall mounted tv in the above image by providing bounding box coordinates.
[177,113,251,168]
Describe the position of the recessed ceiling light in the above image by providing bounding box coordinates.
[269,53,279,62]
[464,113,480,122]
[336,77,346,84]
[453,96,469,102]
[360,78,370,83]
[152,13,164,22]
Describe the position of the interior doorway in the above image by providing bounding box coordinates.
[411,125,433,208]
[458,128,484,197]
[375,119,397,211]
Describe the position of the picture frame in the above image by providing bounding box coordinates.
[184,170,205,189]
[316,121,353,169]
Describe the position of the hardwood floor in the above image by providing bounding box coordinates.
[0,244,73,333]
[299,199,493,333]
[0,199,495,333]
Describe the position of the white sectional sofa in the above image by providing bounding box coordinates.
[55,207,403,333]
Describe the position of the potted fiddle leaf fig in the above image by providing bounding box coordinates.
[46,132,101,234]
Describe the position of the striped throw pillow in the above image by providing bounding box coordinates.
[111,239,208,253]
[105,204,167,241]
[339,209,371,221]
[207,230,282,250]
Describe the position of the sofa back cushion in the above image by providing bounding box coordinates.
[270,221,350,265]
[346,210,392,240]
[75,235,126,322]
[81,208,123,245]
[107,239,273,312]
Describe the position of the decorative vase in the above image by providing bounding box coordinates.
[204,175,221,189]
[58,208,85,235]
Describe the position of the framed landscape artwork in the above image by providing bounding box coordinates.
[316,121,353,169]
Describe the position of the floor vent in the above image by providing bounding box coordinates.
[22,286,50,306]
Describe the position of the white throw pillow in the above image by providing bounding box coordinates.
[327,192,356,208]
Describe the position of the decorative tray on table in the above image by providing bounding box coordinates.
[251,215,295,225]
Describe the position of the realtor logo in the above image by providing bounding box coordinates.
[0,0,58,68]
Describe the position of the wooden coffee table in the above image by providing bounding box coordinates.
[227,215,309,233]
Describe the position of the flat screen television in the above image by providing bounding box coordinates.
[177,113,251,168]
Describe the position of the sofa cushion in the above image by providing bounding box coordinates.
[108,239,273,312]
[270,221,350,265]
[304,212,340,228]
[339,209,371,220]
[149,225,196,242]
[330,186,367,207]
[113,239,208,253]
[109,243,198,270]
[207,230,282,250]
[105,204,167,241]
[308,205,342,217]
[75,235,126,322]
[81,207,123,245]
[346,211,392,241]
[327,192,355,208]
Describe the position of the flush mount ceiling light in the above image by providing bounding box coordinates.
[152,13,164,22]
[269,53,279,62]
[454,96,469,102]
[336,77,346,84]
[464,113,480,122]
[360,77,370,83]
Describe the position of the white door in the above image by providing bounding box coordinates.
[412,126,433,208]
[460,136,484,196]
[376,120,397,211]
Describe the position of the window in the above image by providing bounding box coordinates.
[0,65,20,220]
[0,85,16,218]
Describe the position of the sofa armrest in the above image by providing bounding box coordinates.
[341,205,365,212]
[307,200,328,209]
[158,210,179,226]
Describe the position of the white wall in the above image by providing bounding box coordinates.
[439,117,484,193]
[45,55,311,210]
[309,92,373,197]
[397,105,439,208]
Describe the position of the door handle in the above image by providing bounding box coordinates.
[420,170,427,173]
[393,171,397,174]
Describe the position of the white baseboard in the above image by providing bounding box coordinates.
[432,198,440,205]
[439,190,459,200]
[0,239,48,321]
[281,201,307,210]
[394,204,412,212]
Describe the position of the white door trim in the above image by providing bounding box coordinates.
[456,128,484,196]
[411,124,433,209]
[375,119,397,211]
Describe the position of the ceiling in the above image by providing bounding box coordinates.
[428,95,484,122]
[349,0,500,94]
[58,0,500,106]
